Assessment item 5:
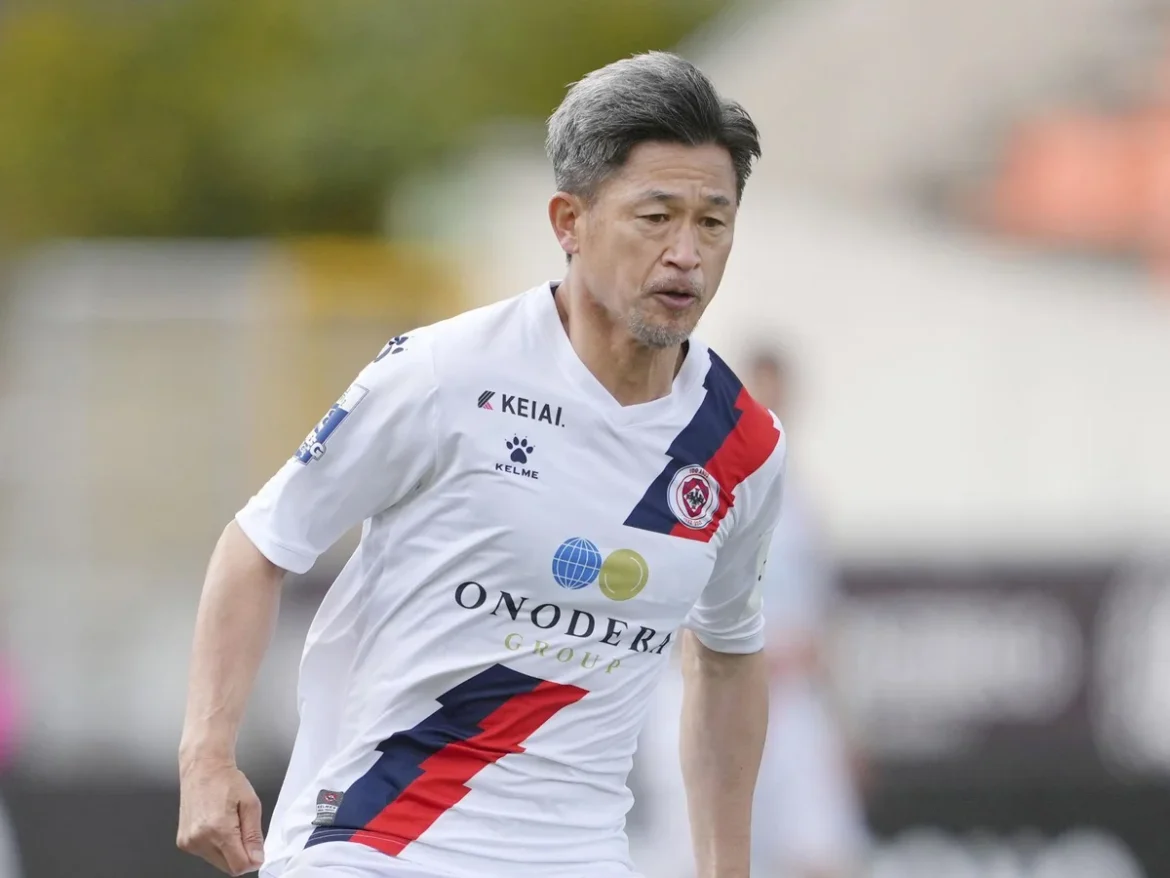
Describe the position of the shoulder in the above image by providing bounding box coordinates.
[693,344,787,490]
[414,287,541,384]
[359,287,537,387]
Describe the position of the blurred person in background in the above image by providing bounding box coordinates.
[746,349,868,878]
[178,52,784,878]
[0,654,21,878]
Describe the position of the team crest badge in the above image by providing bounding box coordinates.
[668,465,720,530]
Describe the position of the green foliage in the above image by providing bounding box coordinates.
[0,0,727,241]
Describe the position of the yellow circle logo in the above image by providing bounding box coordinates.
[599,549,650,601]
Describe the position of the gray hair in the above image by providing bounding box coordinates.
[546,51,761,204]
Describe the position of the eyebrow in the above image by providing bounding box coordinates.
[639,189,733,208]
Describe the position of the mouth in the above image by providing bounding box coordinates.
[651,289,700,311]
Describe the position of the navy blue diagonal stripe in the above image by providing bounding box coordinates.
[624,352,743,535]
[306,664,545,848]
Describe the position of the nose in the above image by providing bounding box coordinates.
[663,224,701,273]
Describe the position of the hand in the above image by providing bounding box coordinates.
[177,757,266,875]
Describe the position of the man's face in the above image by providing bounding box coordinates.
[567,141,738,348]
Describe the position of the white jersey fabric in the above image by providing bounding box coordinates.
[238,283,786,878]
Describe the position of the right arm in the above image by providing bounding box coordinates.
[176,333,438,875]
[177,521,285,876]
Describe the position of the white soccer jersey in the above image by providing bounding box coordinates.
[238,283,786,878]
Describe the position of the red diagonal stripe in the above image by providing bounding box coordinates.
[358,680,588,855]
[670,386,780,543]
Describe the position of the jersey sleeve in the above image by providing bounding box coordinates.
[235,334,438,574]
[685,431,787,654]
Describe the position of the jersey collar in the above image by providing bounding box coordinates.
[537,281,707,426]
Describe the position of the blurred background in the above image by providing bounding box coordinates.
[2,0,1170,876]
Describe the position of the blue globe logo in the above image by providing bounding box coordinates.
[552,538,602,590]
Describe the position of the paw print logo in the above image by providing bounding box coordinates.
[506,436,534,464]
[373,335,410,363]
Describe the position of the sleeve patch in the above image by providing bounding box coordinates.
[294,383,369,464]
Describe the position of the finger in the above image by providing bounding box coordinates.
[238,794,266,867]
[177,823,230,874]
[215,826,258,877]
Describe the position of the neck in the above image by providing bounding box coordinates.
[555,273,685,406]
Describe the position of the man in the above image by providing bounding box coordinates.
[178,52,786,878]
[747,350,867,878]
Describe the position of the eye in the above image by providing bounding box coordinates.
[700,216,726,229]
[640,213,670,224]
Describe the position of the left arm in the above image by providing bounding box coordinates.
[680,419,787,878]
[680,631,769,878]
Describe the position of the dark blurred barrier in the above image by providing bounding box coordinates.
[3,559,1168,877]
[866,781,1170,877]
[838,559,1170,877]
[837,560,1170,786]
[2,774,1167,878]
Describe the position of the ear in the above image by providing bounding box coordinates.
[548,192,585,258]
